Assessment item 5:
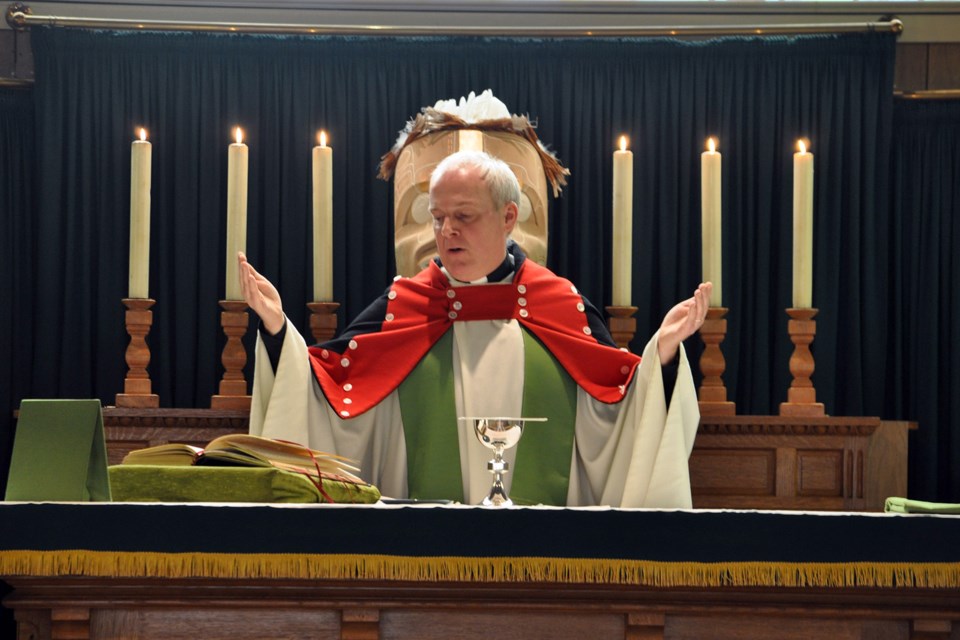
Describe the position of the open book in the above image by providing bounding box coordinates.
[122,434,364,485]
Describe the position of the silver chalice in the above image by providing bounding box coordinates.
[459,417,547,507]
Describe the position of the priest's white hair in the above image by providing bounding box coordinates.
[429,150,521,211]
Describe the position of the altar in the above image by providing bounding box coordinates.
[1,502,958,640]
[99,408,913,512]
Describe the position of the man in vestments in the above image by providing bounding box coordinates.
[241,90,711,507]
[240,148,710,507]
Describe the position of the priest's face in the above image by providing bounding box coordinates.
[429,164,518,282]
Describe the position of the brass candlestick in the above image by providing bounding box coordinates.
[307,301,340,344]
[698,306,736,416]
[605,305,637,350]
[779,307,826,417]
[115,298,160,408]
[211,300,252,410]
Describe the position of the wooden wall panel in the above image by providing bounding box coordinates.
[895,43,929,91]
[928,44,960,90]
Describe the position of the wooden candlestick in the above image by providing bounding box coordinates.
[779,307,826,416]
[698,306,736,416]
[115,298,160,408]
[211,300,252,410]
[307,301,340,344]
[605,305,637,350]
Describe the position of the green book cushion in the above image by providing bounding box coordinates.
[109,465,380,504]
[884,496,960,514]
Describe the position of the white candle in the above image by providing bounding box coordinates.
[793,140,814,308]
[129,127,152,299]
[312,130,333,301]
[701,137,722,307]
[612,135,633,307]
[225,126,248,301]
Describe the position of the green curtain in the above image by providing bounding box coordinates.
[19,28,946,494]
[0,87,35,499]
[891,98,960,501]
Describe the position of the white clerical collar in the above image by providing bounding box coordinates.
[440,253,515,287]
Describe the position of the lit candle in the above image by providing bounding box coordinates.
[793,139,814,308]
[129,127,152,299]
[701,137,722,306]
[225,126,248,301]
[312,130,333,301]
[612,135,633,307]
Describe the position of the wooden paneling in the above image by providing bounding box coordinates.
[691,417,912,512]
[796,449,843,497]
[0,32,14,79]
[928,44,960,90]
[896,43,929,92]
[380,610,625,640]
[689,449,775,496]
[5,577,958,640]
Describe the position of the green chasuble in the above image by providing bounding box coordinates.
[397,328,577,505]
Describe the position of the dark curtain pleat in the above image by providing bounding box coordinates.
[0,88,35,499]
[20,28,938,491]
[891,99,960,501]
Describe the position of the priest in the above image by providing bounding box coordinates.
[242,148,710,507]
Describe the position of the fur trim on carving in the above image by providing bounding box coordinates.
[378,108,570,197]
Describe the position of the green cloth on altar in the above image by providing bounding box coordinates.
[885,496,960,514]
[6,399,111,502]
[109,465,380,504]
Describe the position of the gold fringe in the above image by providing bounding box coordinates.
[2,551,959,589]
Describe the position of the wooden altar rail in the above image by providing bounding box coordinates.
[101,408,912,512]
[6,576,957,640]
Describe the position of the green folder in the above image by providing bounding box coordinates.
[4,399,112,502]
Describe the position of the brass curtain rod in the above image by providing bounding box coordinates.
[6,3,903,38]
[895,90,960,101]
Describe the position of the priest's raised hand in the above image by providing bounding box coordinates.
[237,251,285,336]
[657,282,713,365]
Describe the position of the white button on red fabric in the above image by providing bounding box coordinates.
[340,410,351,417]
[583,326,592,336]
[453,301,462,310]
[518,297,527,307]
[393,275,402,282]
[618,385,626,395]
[448,311,458,320]
[348,339,358,350]
[571,285,578,294]
[343,398,352,405]
[321,349,329,359]
[340,358,350,367]
[621,365,630,375]
[577,302,585,312]
[343,383,353,391]
[519,309,529,318]
[388,290,397,300]
[517,284,527,294]
[447,290,456,298]
[385,313,395,321]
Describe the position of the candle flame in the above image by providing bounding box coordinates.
[707,137,716,153]
[618,135,628,152]
[319,130,327,147]
[138,128,147,142]
[797,139,807,154]
[235,127,244,145]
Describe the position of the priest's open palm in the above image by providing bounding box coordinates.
[238,251,285,336]
[657,282,712,365]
